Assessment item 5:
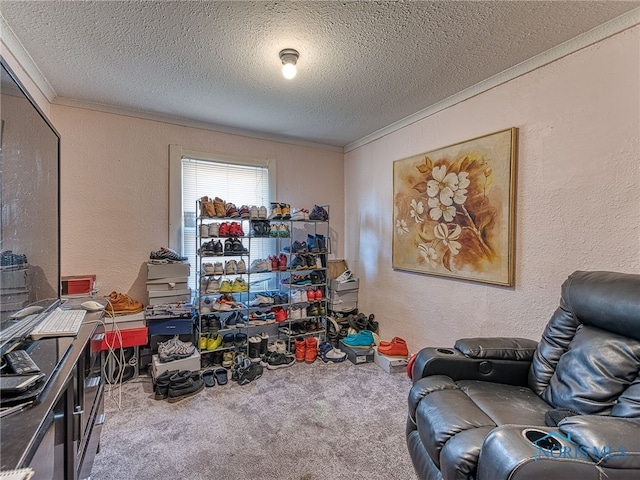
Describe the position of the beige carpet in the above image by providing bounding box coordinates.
[91,359,417,480]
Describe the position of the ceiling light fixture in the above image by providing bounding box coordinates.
[279,48,299,80]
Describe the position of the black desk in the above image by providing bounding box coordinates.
[0,315,104,479]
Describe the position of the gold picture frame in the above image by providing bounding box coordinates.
[392,127,518,286]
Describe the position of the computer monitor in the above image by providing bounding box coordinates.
[0,58,61,350]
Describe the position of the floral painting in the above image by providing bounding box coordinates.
[393,128,517,286]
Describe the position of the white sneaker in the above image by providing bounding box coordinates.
[250,205,259,219]
[258,206,267,219]
[203,262,216,275]
[335,269,353,283]
[225,260,237,275]
[206,277,221,293]
[209,222,220,237]
[236,259,247,274]
[200,224,210,237]
[213,262,224,275]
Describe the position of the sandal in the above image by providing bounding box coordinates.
[214,367,228,385]
[202,369,215,387]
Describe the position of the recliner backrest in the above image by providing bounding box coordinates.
[528,271,640,417]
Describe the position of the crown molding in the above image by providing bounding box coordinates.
[344,8,640,152]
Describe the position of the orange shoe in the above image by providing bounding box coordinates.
[105,291,143,316]
[378,337,408,357]
[305,337,318,363]
[294,337,306,362]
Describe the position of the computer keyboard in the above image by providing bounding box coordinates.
[30,308,87,340]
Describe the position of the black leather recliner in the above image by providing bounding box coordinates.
[406,271,640,480]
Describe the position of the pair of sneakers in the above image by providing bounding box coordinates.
[294,336,318,363]
[155,369,204,403]
[232,354,263,385]
[318,341,347,363]
[157,335,196,362]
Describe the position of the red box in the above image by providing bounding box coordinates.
[99,327,148,351]
[62,275,95,294]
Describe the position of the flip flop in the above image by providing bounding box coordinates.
[214,367,228,385]
[202,369,215,387]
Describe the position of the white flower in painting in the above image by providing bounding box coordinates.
[395,218,409,235]
[418,243,438,268]
[410,199,425,223]
[428,166,470,206]
[428,196,456,222]
[453,172,470,205]
[434,223,462,255]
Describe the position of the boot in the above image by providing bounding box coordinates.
[305,337,318,364]
[154,369,179,400]
[294,337,306,362]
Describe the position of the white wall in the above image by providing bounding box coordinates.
[344,26,640,353]
[50,105,344,304]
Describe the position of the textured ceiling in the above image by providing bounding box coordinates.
[1,1,638,148]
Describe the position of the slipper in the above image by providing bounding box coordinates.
[214,367,228,385]
[202,369,215,387]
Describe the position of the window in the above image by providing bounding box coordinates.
[169,145,274,293]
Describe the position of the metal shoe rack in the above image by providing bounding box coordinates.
[195,200,331,362]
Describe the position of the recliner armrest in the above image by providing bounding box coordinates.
[412,343,532,387]
[454,337,538,361]
[559,416,640,469]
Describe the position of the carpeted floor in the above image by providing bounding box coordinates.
[91,359,417,480]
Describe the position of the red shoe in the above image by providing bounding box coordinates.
[378,337,408,357]
[314,288,323,300]
[269,255,279,271]
[305,337,318,363]
[306,289,316,301]
[278,253,288,271]
[218,222,230,237]
[272,306,287,322]
[294,337,306,362]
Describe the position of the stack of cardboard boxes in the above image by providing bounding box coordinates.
[146,262,191,305]
[327,260,359,313]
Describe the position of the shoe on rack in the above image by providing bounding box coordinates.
[199,334,209,350]
[239,205,251,219]
[280,203,291,220]
[206,276,221,294]
[232,238,248,254]
[219,279,233,293]
[249,205,259,219]
[222,351,235,367]
[200,196,215,218]
[213,197,226,217]
[290,208,309,221]
[222,333,235,347]
[209,222,220,237]
[203,262,216,275]
[342,330,374,349]
[207,333,223,351]
[248,336,262,362]
[232,277,248,292]
[223,238,234,255]
[213,240,224,256]
[219,222,230,237]
[213,261,224,274]
[309,205,329,221]
[225,202,239,218]
[258,206,268,219]
[294,337,306,362]
[269,223,279,237]
[225,260,237,275]
[278,223,290,237]
[278,253,288,271]
[305,337,318,364]
[199,223,210,238]
[268,202,282,220]
[236,259,247,274]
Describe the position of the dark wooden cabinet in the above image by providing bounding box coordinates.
[1,318,104,479]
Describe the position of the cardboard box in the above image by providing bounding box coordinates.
[102,311,146,332]
[329,290,358,312]
[146,262,190,280]
[146,281,189,291]
[147,294,191,305]
[327,259,349,280]
[151,350,201,381]
[339,340,374,365]
[329,278,359,291]
[374,347,409,374]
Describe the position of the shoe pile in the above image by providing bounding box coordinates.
[157,335,196,362]
[318,341,347,363]
[154,369,204,403]
[149,247,188,263]
[231,353,263,385]
[378,337,409,357]
[105,291,144,316]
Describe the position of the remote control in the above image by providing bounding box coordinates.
[5,350,41,375]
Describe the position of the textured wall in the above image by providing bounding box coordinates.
[344,26,640,353]
[50,107,344,304]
